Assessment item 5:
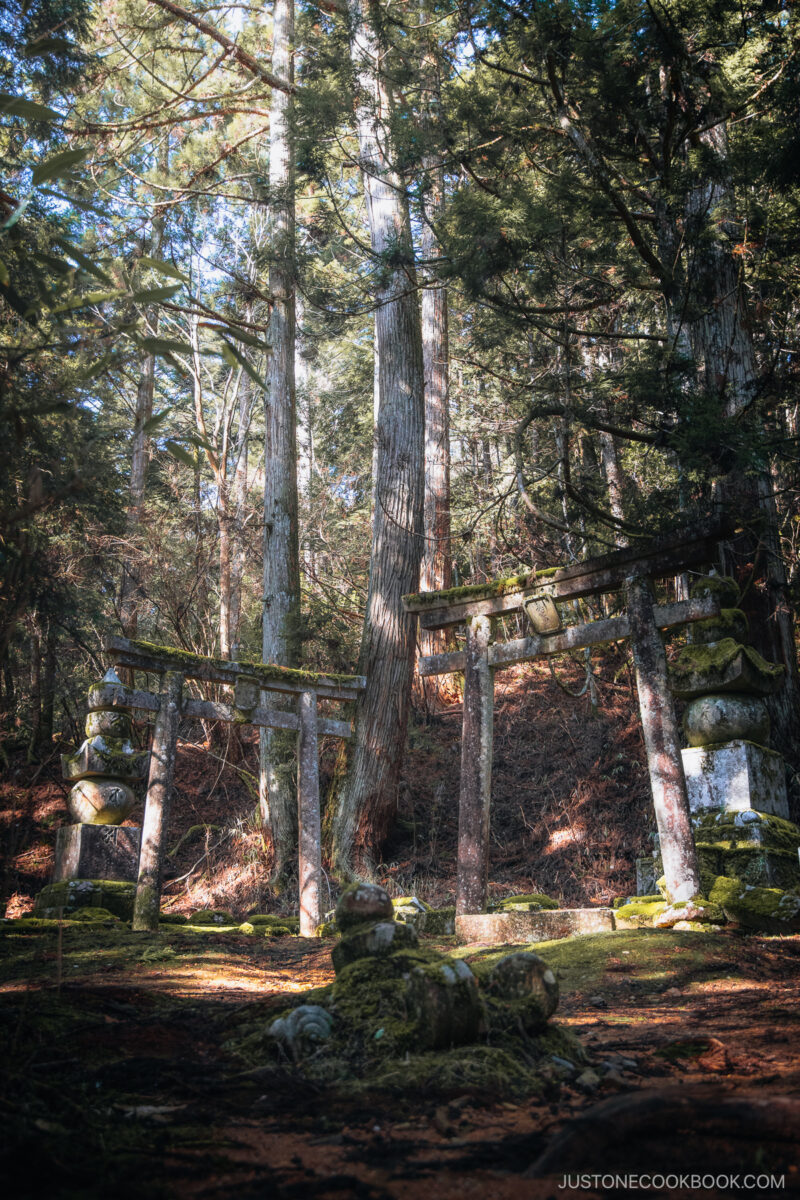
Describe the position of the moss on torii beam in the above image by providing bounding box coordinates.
[403,518,734,631]
[104,635,366,700]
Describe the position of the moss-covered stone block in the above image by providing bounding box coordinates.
[391,896,430,929]
[332,919,418,973]
[68,906,121,923]
[61,737,149,782]
[690,607,748,646]
[690,574,740,608]
[669,639,784,700]
[693,809,800,853]
[708,876,800,930]
[329,946,481,1054]
[483,951,558,1032]
[34,879,136,921]
[424,907,456,936]
[719,847,800,890]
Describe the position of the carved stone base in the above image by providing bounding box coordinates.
[53,823,141,883]
[681,741,788,819]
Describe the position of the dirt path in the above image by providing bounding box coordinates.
[2,928,799,1199]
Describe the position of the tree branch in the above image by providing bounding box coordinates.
[147,0,294,94]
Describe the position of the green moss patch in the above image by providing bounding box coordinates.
[708,876,800,930]
[126,639,362,689]
[613,899,668,927]
[424,906,456,936]
[490,893,559,913]
[403,566,560,610]
[187,909,236,926]
[669,638,784,699]
[690,574,740,607]
[246,914,300,934]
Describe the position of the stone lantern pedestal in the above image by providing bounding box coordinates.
[666,575,799,895]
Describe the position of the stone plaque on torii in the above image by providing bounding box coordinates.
[57,637,366,936]
[403,520,735,920]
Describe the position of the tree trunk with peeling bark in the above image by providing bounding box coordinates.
[330,0,425,876]
[119,203,166,641]
[418,156,457,707]
[259,0,301,883]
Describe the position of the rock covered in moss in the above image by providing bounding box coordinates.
[490,893,559,913]
[693,808,800,853]
[669,639,784,700]
[335,883,393,931]
[683,692,770,747]
[484,951,559,1030]
[708,876,800,930]
[332,919,418,973]
[330,947,480,1053]
[34,879,136,921]
[188,909,236,926]
[690,607,749,647]
[391,896,430,928]
[159,912,188,926]
[690,573,740,608]
[424,906,456,936]
[693,810,800,891]
[612,898,668,928]
[69,906,121,923]
[246,914,300,935]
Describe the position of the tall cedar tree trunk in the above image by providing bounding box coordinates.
[681,123,800,767]
[259,0,301,881]
[330,0,425,875]
[228,375,252,657]
[418,155,457,706]
[118,204,165,639]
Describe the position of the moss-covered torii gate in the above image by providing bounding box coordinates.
[100,637,366,936]
[402,521,732,918]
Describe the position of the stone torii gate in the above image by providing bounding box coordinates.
[66,637,365,936]
[402,521,731,919]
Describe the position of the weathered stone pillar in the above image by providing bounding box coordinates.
[297,689,321,937]
[54,667,148,884]
[133,671,183,932]
[456,614,494,916]
[625,574,701,904]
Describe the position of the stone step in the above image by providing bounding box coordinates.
[455,907,614,944]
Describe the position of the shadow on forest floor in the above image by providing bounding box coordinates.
[1,922,799,1199]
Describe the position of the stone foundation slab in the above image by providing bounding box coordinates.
[53,823,141,882]
[455,907,614,944]
[682,741,788,819]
